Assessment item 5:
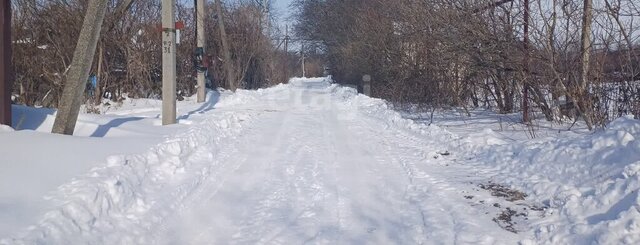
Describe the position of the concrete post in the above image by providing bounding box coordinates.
[52,0,108,135]
[162,0,177,125]
[196,0,206,103]
[362,74,371,96]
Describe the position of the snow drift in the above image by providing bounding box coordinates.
[467,116,640,244]
[330,78,640,244]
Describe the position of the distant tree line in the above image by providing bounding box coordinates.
[11,0,295,109]
[293,0,640,128]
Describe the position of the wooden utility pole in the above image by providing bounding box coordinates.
[196,0,206,102]
[52,0,109,135]
[215,0,235,91]
[162,0,177,125]
[0,0,12,127]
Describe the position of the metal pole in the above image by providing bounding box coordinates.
[162,0,177,125]
[0,0,12,126]
[196,0,206,103]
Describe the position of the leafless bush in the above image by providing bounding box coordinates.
[293,0,640,127]
[12,0,290,109]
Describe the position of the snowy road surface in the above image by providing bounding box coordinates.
[6,78,640,244]
[151,79,517,244]
[2,78,528,244]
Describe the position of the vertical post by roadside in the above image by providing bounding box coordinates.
[0,0,12,127]
[52,0,109,135]
[162,0,177,125]
[362,74,371,96]
[301,42,305,77]
[196,0,206,103]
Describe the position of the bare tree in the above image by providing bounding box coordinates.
[577,0,594,130]
[293,0,639,128]
[215,0,235,90]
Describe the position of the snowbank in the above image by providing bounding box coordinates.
[7,112,253,244]
[466,116,640,244]
[328,81,461,153]
[0,90,253,244]
[329,79,640,243]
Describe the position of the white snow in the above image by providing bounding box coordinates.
[1,77,639,244]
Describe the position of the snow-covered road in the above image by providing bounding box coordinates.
[4,78,524,244]
[8,77,639,244]
[152,79,517,244]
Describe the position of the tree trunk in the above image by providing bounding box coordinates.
[578,0,594,130]
[52,0,108,135]
[215,0,235,91]
[95,43,103,104]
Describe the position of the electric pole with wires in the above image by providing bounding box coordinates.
[162,0,177,125]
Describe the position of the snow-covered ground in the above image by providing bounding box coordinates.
[1,77,639,244]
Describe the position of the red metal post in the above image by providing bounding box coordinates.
[0,0,12,126]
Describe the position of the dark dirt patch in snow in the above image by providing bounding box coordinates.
[433,151,451,159]
[437,151,451,156]
[492,207,527,233]
[478,182,527,202]
[468,181,549,234]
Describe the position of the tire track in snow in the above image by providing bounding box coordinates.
[354,111,521,244]
[155,104,342,244]
[236,109,342,244]
[336,113,428,244]
[322,104,429,244]
[151,111,288,244]
[23,78,528,244]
